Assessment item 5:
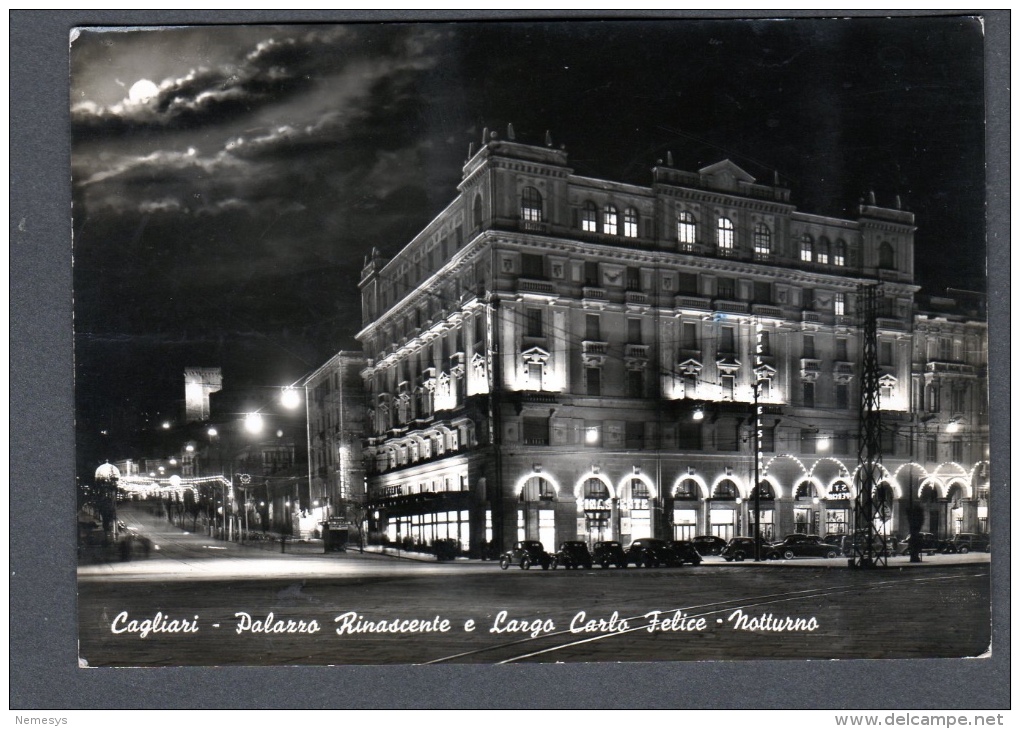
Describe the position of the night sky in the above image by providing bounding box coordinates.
[71,17,986,472]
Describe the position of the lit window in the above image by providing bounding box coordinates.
[581,201,598,232]
[834,239,847,266]
[800,235,814,262]
[817,237,830,265]
[834,292,845,316]
[753,223,771,259]
[717,217,734,251]
[520,186,542,223]
[623,208,638,238]
[677,211,697,249]
[603,205,618,235]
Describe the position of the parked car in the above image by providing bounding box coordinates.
[840,530,899,557]
[592,540,628,569]
[554,541,594,569]
[763,534,842,560]
[942,533,990,554]
[668,540,703,565]
[690,535,728,556]
[626,538,676,568]
[720,536,769,562]
[897,532,945,556]
[499,540,553,570]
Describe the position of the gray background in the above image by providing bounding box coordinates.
[10,9,1010,710]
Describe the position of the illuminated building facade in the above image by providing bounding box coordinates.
[304,351,368,534]
[357,133,989,554]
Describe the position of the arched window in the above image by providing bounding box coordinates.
[473,194,483,231]
[834,239,847,267]
[817,237,830,265]
[603,205,618,235]
[623,208,639,238]
[753,222,772,259]
[674,479,700,500]
[879,241,895,269]
[677,211,697,250]
[800,235,814,262]
[716,217,735,251]
[580,201,598,233]
[713,479,739,499]
[520,186,542,224]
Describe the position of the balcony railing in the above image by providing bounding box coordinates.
[625,291,649,305]
[675,295,711,311]
[583,341,609,355]
[517,278,556,295]
[751,304,783,319]
[582,286,608,300]
[715,299,749,314]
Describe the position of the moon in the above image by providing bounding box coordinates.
[128,78,159,103]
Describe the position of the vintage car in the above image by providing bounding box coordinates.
[554,541,594,570]
[690,534,728,556]
[498,540,553,570]
[763,534,842,560]
[592,540,628,569]
[942,533,990,554]
[668,540,704,565]
[625,538,677,568]
[720,536,769,562]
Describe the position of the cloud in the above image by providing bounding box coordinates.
[71,25,440,137]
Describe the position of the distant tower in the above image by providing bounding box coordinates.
[184,367,223,422]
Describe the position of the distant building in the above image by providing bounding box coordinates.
[184,367,223,423]
[355,132,988,554]
[303,351,368,535]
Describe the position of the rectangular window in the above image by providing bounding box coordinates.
[678,419,702,450]
[581,205,598,233]
[801,240,813,262]
[721,374,735,400]
[585,313,601,341]
[803,381,815,408]
[938,337,952,361]
[834,292,845,316]
[526,308,543,337]
[925,437,938,461]
[758,377,771,400]
[721,326,736,354]
[761,425,776,453]
[521,253,544,279]
[526,362,543,390]
[753,280,772,304]
[836,383,850,410]
[586,367,601,396]
[603,208,618,236]
[951,388,965,414]
[626,266,641,290]
[625,421,644,449]
[881,428,896,456]
[678,272,699,295]
[951,439,964,463]
[584,261,599,286]
[522,417,550,445]
[627,369,644,398]
[717,277,736,300]
[627,318,642,344]
[801,429,816,454]
[880,341,893,366]
[803,335,815,359]
[836,338,848,361]
[682,322,698,350]
[803,288,815,310]
[716,418,740,451]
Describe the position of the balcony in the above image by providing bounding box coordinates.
[517,278,556,295]
[925,361,976,376]
[877,317,908,332]
[582,286,608,301]
[625,344,650,359]
[714,299,749,314]
[751,304,783,319]
[675,295,711,311]
[802,310,821,324]
[583,341,608,356]
[625,291,649,305]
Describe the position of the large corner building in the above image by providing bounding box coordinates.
[356,133,989,556]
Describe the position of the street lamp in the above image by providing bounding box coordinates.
[244,412,264,434]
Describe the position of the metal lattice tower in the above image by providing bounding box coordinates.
[851,283,889,568]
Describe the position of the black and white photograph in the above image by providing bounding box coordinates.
[65,15,996,673]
